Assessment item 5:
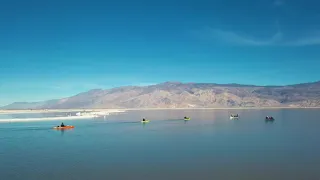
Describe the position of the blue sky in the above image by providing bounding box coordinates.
[0,0,319,105]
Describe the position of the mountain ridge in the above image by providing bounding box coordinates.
[2,81,320,109]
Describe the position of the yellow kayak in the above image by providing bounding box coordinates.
[141,120,150,123]
[184,118,191,120]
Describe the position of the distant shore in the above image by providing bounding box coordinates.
[0,115,97,123]
[0,109,125,123]
[1,107,319,115]
[0,109,126,114]
[123,107,320,110]
[1,107,319,123]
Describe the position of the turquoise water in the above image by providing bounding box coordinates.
[1,109,320,180]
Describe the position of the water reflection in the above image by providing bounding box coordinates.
[53,127,75,136]
[60,129,65,136]
[265,119,275,124]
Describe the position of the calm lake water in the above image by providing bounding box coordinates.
[1,109,320,180]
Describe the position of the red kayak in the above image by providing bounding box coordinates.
[53,125,75,130]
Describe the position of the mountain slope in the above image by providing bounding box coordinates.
[1,100,59,110]
[2,81,320,109]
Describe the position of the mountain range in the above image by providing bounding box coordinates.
[2,81,320,109]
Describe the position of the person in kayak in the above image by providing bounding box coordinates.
[266,116,274,120]
[60,122,65,127]
[142,118,146,122]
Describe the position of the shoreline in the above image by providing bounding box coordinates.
[0,115,96,123]
[0,109,126,114]
[124,107,320,110]
[0,107,319,115]
[0,107,318,123]
[0,109,126,123]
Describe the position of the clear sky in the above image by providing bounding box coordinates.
[0,0,319,105]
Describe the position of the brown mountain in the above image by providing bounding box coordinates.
[2,81,320,109]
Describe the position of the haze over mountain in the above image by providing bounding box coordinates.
[2,81,320,109]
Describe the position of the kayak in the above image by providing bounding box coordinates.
[230,116,239,119]
[184,118,191,120]
[265,118,275,121]
[53,126,75,130]
[141,120,150,123]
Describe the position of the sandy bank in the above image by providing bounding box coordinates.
[0,109,126,123]
[0,115,97,123]
[124,107,320,111]
[0,109,126,115]
[0,107,319,116]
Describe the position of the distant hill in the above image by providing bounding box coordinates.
[1,100,59,110]
[2,81,320,109]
